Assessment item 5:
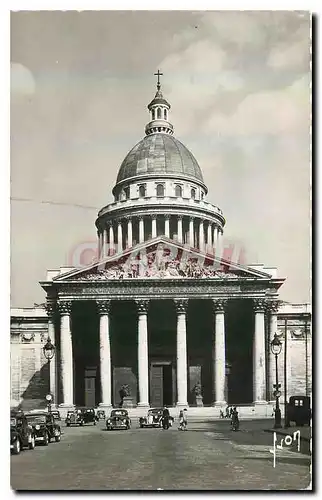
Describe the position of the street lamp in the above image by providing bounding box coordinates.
[270,333,282,429]
[43,337,55,412]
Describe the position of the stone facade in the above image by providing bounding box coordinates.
[10,301,311,410]
[10,75,311,414]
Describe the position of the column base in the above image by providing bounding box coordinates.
[137,402,150,408]
[58,403,75,419]
[176,402,189,408]
[98,403,112,409]
[211,401,227,407]
[253,400,268,405]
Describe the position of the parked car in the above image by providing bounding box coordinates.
[10,410,35,455]
[25,412,62,445]
[139,408,163,428]
[106,409,131,430]
[285,396,311,427]
[65,407,97,427]
[51,410,61,422]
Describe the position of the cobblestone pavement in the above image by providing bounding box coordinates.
[10,419,311,491]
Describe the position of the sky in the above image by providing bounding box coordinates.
[10,10,311,307]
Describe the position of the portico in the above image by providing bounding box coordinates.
[41,238,284,412]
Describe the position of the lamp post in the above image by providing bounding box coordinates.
[270,333,282,429]
[43,337,55,412]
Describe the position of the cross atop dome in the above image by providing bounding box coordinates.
[154,69,163,91]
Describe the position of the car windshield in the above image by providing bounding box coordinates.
[26,415,46,424]
[111,410,127,417]
[149,409,161,415]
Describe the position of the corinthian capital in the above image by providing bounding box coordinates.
[45,302,56,318]
[174,299,188,314]
[212,299,227,313]
[57,300,73,315]
[135,299,149,314]
[96,300,111,315]
[253,298,267,313]
[265,300,280,314]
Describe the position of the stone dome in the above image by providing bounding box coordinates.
[116,133,204,185]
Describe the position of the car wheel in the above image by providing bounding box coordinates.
[55,433,61,442]
[93,420,96,426]
[12,439,21,455]
[43,433,49,446]
[28,435,35,450]
[79,421,84,426]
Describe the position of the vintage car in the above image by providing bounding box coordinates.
[106,409,131,430]
[65,407,97,426]
[10,410,35,455]
[285,395,311,427]
[51,410,61,421]
[139,408,163,428]
[25,412,62,445]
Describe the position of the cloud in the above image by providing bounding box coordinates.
[11,62,36,97]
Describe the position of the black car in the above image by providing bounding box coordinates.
[51,410,61,422]
[10,411,35,455]
[285,396,311,427]
[66,407,97,427]
[25,412,62,445]
[106,409,131,430]
[139,408,163,428]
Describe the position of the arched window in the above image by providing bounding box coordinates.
[201,191,204,200]
[157,107,161,119]
[139,185,146,198]
[124,187,130,200]
[191,188,196,199]
[152,109,155,120]
[175,185,183,197]
[156,184,165,197]
[164,109,167,120]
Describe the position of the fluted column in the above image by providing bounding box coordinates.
[109,222,115,255]
[177,215,183,243]
[103,228,108,258]
[58,301,74,407]
[199,219,205,252]
[97,300,112,408]
[174,299,188,407]
[212,299,227,406]
[151,216,157,239]
[212,226,217,254]
[136,300,150,407]
[189,217,194,247]
[98,232,103,259]
[45,302,57,405]
[117,220,123,252]
[139,216,145,243]
[127,217,133,248]
[207,221,212,253]
[164,214,170,238]
[267,300,279,402]
[253,299,267,404]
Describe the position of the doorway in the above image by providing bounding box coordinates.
[150,362,174,407]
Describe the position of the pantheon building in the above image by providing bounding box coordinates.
[10,75,311,415]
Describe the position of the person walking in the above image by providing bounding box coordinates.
[162,406,170,430]
[178,408,188,430]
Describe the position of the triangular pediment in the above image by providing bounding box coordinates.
[52,236,274,282]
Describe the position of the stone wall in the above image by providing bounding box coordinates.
[10,308,49,408]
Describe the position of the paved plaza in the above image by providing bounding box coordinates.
[11,419,311,491]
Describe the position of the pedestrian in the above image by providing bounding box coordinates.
[231,406,239,431]
[225,406,230,419]
[178,408,187,430]
[162,406,170,430]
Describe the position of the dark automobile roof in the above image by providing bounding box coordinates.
[149,408,162,412]
[111,409,128,414]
